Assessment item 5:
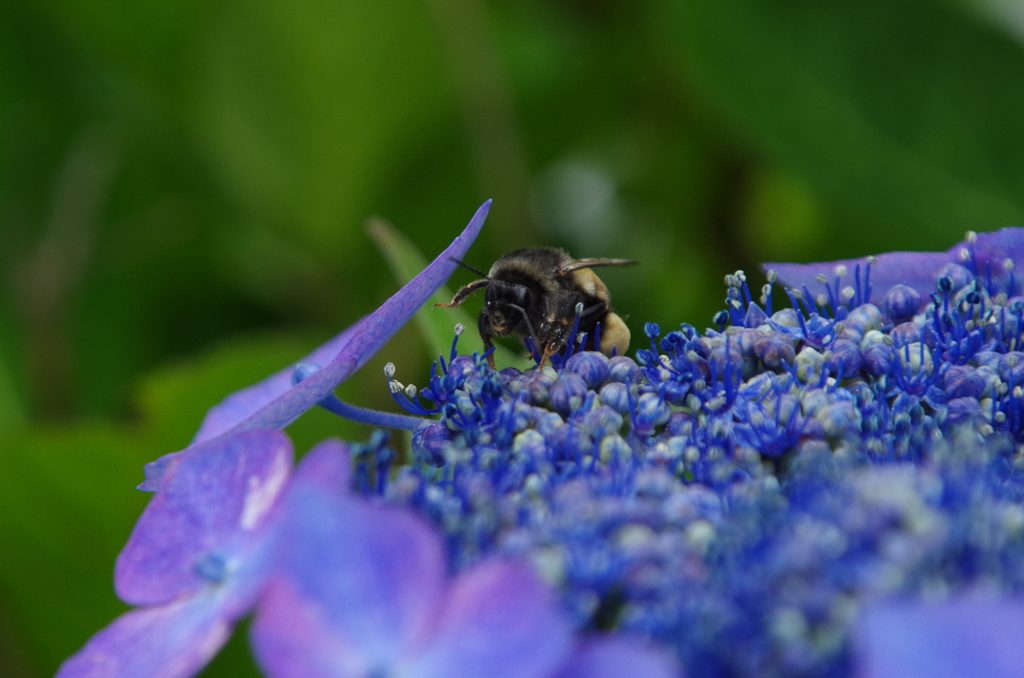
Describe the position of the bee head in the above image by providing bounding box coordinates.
[485,280,533,336]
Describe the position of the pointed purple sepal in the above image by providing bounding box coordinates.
[116,429,294,606]
[190,326,360,446]
[764,227,1024,310]
[143,201,490,491]
[855,598,1024,678]
[55,595,233,678]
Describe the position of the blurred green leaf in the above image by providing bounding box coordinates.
[661,0,1024,255]
[367,217,531,370]
[0,423,149,676]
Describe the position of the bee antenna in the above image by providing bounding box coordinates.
[449,257,489,278]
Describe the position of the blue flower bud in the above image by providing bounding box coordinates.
[499,367,524,393]
[771,308,802,328]
[666,411,695,437]
[565,351,610,389]
[636,392,671,428]
[412,421,452,467]
[881,284,921,323]
[754,333,796,370]
[547,423,594,463]
[599,382,632,415]
[448,355,476,376]
[733,328,760,359]
[938,275,954,293]
[645,322,661,339]
[794,347,825,382]
[801,417,825,439]
[844,304,883,334]
[826,340,862,380]
[998,352,1024,385]
[935,262,973,291]
[889,322,922,347]
[608,356,643,384]
[744,303,769,328]
[942,365,986,399]
[521,371,554,406]
[634,349,656,367]
[581,405,624,441]
[946,396,983,426]
[550,373,589,416]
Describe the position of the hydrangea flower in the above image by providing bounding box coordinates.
[372,227,1024,675]
[64,216,1024,678]
[56,429,299,678]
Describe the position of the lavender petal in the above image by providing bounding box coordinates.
[766,250,949,310]
[855,598,1024,678]
[252,485,446,674]
[765,228,1024,310]
[411,560,573,678]
[191,325,359,446]
[55,595,232,678]
[554,638,682,678]
[117,429,293,606]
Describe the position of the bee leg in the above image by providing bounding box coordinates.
[434,278,490,308]
[537,342,559,369]
[479,311,498,370]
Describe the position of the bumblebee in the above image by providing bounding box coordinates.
[437,247,634,366]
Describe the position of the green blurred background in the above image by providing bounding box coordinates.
[3,0,1024,674]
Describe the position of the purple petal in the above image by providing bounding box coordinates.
[190,325,359,446]
[554,637,682,678]
[142,201,489,491]
[55,594,232,678]
[116,429,293,606]
[855,598,1024,678]
[251,486,446,677]
[766,251,950,310]
[291,438,352,493]
[410,560,573,678]
[764,228,1024,311]
[964,227,1024,274]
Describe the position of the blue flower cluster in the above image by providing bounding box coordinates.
[375,232,1024,677]
[59,207,1024,678]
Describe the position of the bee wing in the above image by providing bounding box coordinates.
[559,258,637,274]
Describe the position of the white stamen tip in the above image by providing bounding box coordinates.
[835,265,848,277]
[384,362,396,378]
[405,384,418,398]
[454,323,465,335]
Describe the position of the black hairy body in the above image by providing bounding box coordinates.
[437,247,634,366]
